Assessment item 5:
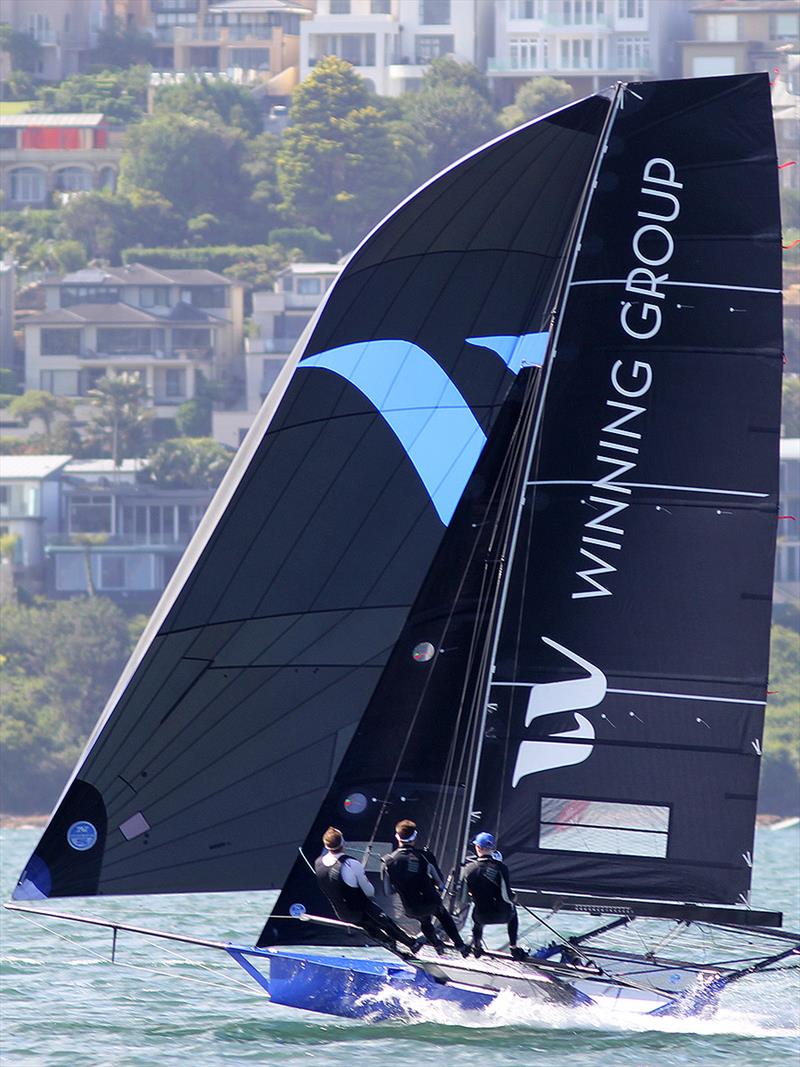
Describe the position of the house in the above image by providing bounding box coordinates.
[489,0,692,103]
[775,438,799,610]
[300,0,494,97]
[0,0,105,82]
[0,454,71,592]
[22,264,245,437]
[681,0,800,81]
[45,457,213,604]
[0,113,122,209]
[213,260,341,446]
[113,0,311,93]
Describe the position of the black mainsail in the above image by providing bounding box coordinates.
[14,95,610,902]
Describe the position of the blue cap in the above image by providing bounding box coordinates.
[473,832,496,849]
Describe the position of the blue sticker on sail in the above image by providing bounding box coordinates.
[466,332,549,374]
[67,820,98,851]
[300,340,487,526]
[289,903,306,918]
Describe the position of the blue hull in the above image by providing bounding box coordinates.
[229,949,498,1019]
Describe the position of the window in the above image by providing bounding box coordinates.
[180,286,227,308]
[415,34,454,61]
[616,35,650,69]
[539,798,670,858]
[0,128,16,149]
[61,286,120,307]
[10,168,46,203]
[371,0,391,12]
[510,36,547,70]
[232,47,271,68]
[41,329,82,356]
[296,277,322,295]
[691,55,736,77]
[564,0,605,24]
[706,14,737,41]
[509,0,542,18]
[68,493,113,534]
[420,0,450,26]
[40,370,80,395]
[330,0,351,12]
[140,286,171,308]
[55,167,93,193]
[97,328,162,354]
[172,327,211,349]
[560,37,592,69]
[99,555,126,590]
[98,167,116,191]
[771,12,800,40]
[617,0,644,17]
[164,368,186,397]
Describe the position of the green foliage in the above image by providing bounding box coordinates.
[85,371,152,465]
[760,624,800,813]
[90,19,155,69]
[34,66,150,124]
[1,69,38,101]
[26,238,87,274]
[0,597,133,812]
[58,189,184,263]
[0,209,60,270]
[419,57,493,103]
[7,391,74,446]
[501,76,575,129]
[153,77,263,138]
[122,243,290,287]
[268,226,335,259]
[783,375,800,436]
[143,436,232,489]
[0,26,41,73]
[0,368,21,395]
[278,58,416,249]
[175,396,212,437]
[119,114,252,223]
[406,81,500,179]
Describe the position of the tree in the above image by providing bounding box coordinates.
[500,76,575,129]
[0,25,42,73]
[8,391,74,449]
[153,78,263,138]
[406,82,500,179]
[783,376,800,436]
[90,18,155,69]
[278,58,416,249]
[759,624,800,814]
[119,115,252,222]
[175,396,212,437]
[35,66,150,125]
[86,372,152,466]
[418,56,493,103]
[58,189,184,264]
[143,437,233,489]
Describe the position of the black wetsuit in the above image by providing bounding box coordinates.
[382,844,465,950]
[464,854,519,948]
[314,853,415,949]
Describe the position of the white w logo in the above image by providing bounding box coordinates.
[511,638,605,787]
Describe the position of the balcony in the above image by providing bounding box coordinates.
[46,533,192,549]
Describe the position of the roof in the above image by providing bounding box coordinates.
[26,302,218,326]
[208,0,309,14]
[0,455,71,480]
[0,113,105,127]
[64,458,143,477]
[781,438,800,461]
[59,264,231,286]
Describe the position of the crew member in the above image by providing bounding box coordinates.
[315,827,417,952]
[464,832,528,960]
[382,819,469,956]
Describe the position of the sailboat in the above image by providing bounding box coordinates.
[7,72,799,1021]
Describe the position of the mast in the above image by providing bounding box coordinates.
[456,84,626,871]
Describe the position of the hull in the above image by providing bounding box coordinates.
[230,948,697,1020]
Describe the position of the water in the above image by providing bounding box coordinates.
[1,826,798,1066]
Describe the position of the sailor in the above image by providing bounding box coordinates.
[464,832,528,960]
[382,819,470,956]
[314,827,417,952]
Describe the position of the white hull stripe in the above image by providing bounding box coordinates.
[491,681,765,706]
[527,479,768,498]
[570,278,781,295]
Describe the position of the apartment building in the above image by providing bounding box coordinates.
[213,259,340,446]
[0,454,70,591]
[0,114,122,210]
[489,0,691,101]
[682,0,800,81]
[113,0,311,90]
[300,0,495,97]
[22,265,244,433]
[1,0,106,80]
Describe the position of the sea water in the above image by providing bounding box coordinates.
[1,826,798,1066]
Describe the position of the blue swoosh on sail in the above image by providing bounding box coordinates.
[299,333,548,526]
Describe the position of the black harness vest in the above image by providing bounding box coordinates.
[314,853,369,923]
